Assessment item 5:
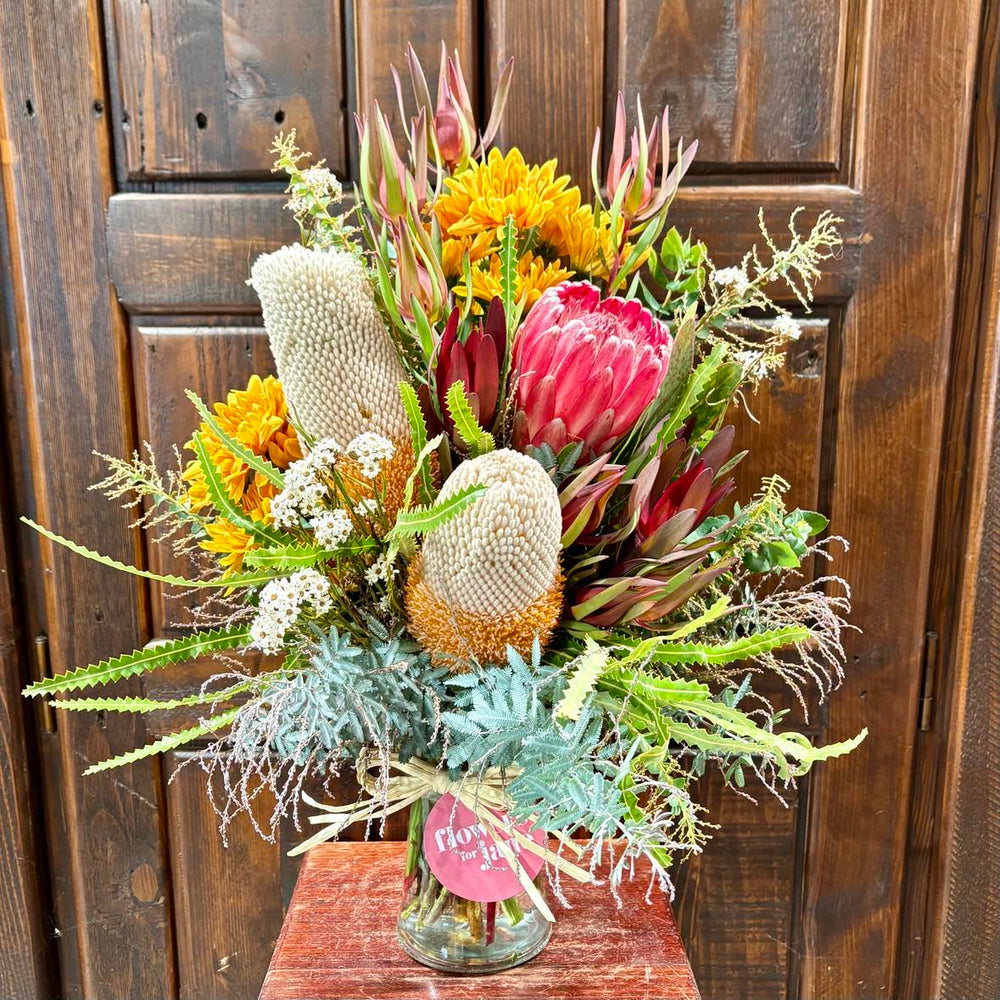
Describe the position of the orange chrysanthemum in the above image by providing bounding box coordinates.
[182,374,301,516]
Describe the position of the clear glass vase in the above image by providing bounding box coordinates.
[396,793,552,973]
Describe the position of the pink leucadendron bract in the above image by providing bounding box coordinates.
[511,281,672,458]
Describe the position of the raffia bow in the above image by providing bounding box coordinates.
[289,751,595,922]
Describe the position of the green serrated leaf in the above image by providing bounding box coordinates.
[184,389,285,488]
[23,518,280,589]
[614,626,811,667]
[242,542,364,570]
[388,484,487,540]
[23,627,252,697]
[663,596,733,641]
[398,382,436,505]
[499,215,517,338]
[445,381,495,456]
[554,643,608,721]
[51,678,259,714]
[82,707,242,775]
[191,432,287,545]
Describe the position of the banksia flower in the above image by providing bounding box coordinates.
[405,449,563,665]
[512,282,672,458]
[249,244,410,447]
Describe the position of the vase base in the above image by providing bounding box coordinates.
[397,915,551,975]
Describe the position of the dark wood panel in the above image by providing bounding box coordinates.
[486,0,605,186]
[609,0,847,169]
[799,1,984,996]
[132,323,273,632]
[166,752,284,1000]
[729,319,829,510]
[107,186,863,312]
[675,774,802,1000]
[353,0,475,136]
[0,1,176,996]
[0,470,53,997]
[913,1,1000,995]
[105,0,347,179]
[261,841,701,1000]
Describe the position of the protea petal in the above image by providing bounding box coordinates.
[512,281,671,460]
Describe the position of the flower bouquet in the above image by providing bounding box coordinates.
[24,45,866,974]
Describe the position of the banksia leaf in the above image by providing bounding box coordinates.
[645,627,811,665]
[554,643,609,721]
[388,484,487,539]
[23,518,279,590]
[23,627,252,697]
[82,707,242,775]
[242,542,369,570]
[50,679,259,714]
[445,381,495,456]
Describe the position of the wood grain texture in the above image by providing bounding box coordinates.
[106,186,863,313]
[105,0,347,179]
[132,322,274,632]
[354,0,476,140]
[799,1,985,997]
[0,1,176,996]
[609,0,848,169]
[912,1,1000,995]
[166,752,284,1000]
[260,841,700,1000]
[0,458,53,997]
[486,0,604,185]
[674,775,803,1000]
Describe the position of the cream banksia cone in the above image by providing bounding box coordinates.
[406,449,563,666]
[250,244,410,446]
[250,244,415,519]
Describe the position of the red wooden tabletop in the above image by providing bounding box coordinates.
[260,842,700,1000]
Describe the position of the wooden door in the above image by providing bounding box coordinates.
[0,1,989,998]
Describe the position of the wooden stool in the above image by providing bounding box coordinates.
[260,842,700,999]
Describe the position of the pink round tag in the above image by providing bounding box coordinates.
[423,792,545,903]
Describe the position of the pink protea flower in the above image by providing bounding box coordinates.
[511,282,672,457]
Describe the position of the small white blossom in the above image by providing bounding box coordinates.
[364,553,395,586]
[348,433,394,479]
[713,266,751,297]
[355,497,379,516]
[270,438,342,527]
[312,508,352,548]
[734,349,770,381]
[249,568,333,653]
[772,314,802,342]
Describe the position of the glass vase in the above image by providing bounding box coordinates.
[396,793,552,973]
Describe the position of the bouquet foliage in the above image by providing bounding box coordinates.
[25,44,865,904]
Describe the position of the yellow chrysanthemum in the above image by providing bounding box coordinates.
[457,252,572,309]
[433,148,632,301]
[538,203,619,279]
[440,231,496,280]
[182,374,301,515]
[200,515,261,576]
[435,148,580,239]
